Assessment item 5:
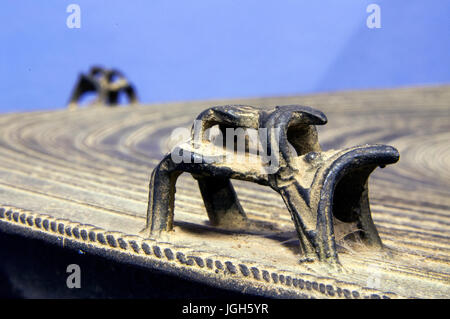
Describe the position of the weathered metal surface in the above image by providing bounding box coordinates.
[0,86,449,298]
[146,104,399,267]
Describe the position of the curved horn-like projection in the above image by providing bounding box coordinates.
[145,104,399,268]
[190,105,261,148]
[279,145,400,265]
[264,105,327,179]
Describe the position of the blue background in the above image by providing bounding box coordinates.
[0,1,449,113]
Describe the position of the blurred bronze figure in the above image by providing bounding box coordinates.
[68,66,138,108]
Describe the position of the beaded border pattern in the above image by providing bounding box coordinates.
[0,205,398,299]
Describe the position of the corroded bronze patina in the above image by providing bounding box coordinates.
[1,86,449,298]
[145,105,400,266]
[68,66,138,108]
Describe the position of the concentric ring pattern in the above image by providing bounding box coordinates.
[0,86,448,298]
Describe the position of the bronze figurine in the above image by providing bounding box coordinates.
[68,66,138,108]
[145,105,399,266]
